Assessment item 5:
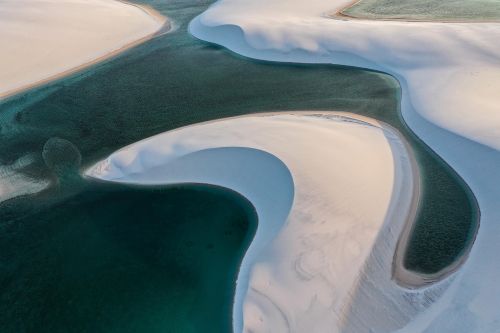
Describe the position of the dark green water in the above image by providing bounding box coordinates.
[342,0,500,21]
[0,0,478,331]
[0,182,256,333]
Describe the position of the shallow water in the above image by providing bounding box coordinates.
[342,0,500,21]
[0,0,478,331]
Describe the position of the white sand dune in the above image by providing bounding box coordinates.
[0,0,167,99]
[86,112,416,332]
[189,0,500,332]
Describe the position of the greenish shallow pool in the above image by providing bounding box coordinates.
[0,0,478,331]
[342,0,500,21]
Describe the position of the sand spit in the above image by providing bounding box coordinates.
[86,111,416,332]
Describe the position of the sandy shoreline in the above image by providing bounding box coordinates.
[0,0,170,101]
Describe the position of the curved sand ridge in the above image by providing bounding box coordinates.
[189,1,500,331]
[0,0,169,100]
[86,112,416,332]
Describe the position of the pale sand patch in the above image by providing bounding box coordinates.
[0,154,51,203]
[0,0,169,100]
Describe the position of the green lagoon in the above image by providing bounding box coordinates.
[0,0,478,331]
[0,182,256,332]
[342,0,500,21]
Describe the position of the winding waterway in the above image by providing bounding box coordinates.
[0,0,478,331]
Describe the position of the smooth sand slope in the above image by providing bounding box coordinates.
[0,0,167,99]
[189,0,500,332]
[86,112,416,333]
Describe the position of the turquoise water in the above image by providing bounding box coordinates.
[342,0,500,21]
[0,0,478,331]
